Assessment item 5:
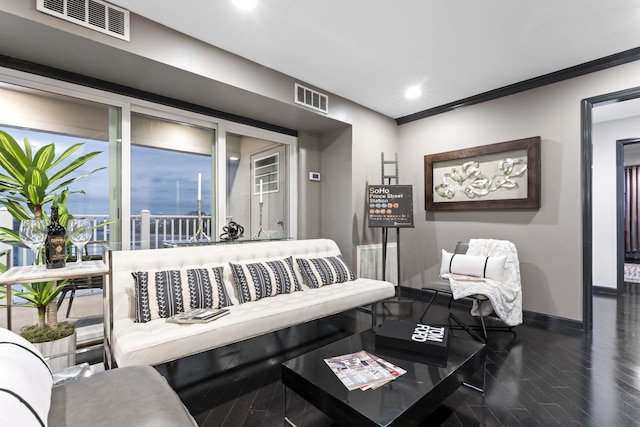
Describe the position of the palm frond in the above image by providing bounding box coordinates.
[48,151,103,185]
[0,226,21,246]
[0,130,28,170]
[47,143,84,170]
[32,144,55,171]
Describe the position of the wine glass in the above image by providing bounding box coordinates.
[67,219,92,266]
[19,219,47,270]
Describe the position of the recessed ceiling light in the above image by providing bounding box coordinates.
[405,86,422,100]
[233,0,257,10]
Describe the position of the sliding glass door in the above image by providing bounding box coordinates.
[130,113,215,249]
[0,83,114,264]
[0,68,298,254]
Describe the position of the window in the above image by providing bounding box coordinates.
[130,113,214,249]
[254,153,279,195]
[0,83,114,265]
[0,68,298,255]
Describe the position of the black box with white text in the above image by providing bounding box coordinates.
[375,320,449,358]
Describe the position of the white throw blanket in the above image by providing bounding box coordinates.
[444,238,522,327]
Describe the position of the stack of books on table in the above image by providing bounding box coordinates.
[324,350,406,391]
[166,308,230,324]
[375,320,449,359]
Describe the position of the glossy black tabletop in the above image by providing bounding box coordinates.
[282,328,486,426]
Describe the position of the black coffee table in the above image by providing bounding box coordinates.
[282,328,486,426]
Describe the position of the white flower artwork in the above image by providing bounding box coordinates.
[435,157,528,200]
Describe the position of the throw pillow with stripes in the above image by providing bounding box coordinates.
[132,266,232,323]
[132,270,184,323]
[439,250,506,282]
[186,266,233,310]
[296,255,356,288]
[229,256,302,304]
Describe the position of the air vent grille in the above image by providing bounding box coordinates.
[295,83,328,114]
[37,0,130,41]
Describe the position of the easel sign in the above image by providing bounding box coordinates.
[367,185,414,228]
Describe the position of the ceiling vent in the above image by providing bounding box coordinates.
[295,83,328,114]
[37,0,130,41]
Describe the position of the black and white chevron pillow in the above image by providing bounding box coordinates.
[132,266,232,323]
[296,255,356,288]
[132,270,184,323]
[186,267,233,310]
[229,256,302,304]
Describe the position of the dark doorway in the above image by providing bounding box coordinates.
[582,87,640,332]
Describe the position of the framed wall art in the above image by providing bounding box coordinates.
[424,136,541,210]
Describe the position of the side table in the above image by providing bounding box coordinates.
[0,260,109,331]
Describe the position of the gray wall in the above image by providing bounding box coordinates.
[297,132,323,240]
[348,108,400,264]
[320,128,352,263]
[398,61,640,322]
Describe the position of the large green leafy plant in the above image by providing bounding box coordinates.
[0,130,103,238]
[0,129,104,341]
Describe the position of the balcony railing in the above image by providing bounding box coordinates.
[0,209,213,267]
[131,210,212,249]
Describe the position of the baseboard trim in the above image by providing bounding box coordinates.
[521,310,583,332]
[399,286,585,332]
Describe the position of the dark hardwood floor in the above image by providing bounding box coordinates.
[155,289,640,426]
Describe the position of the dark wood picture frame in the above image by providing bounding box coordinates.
[424,136,541,210]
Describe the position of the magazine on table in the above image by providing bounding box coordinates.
[166,307,230,324]
[324,350,406,391]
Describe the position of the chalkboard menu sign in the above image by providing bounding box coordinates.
[367,185,414,228]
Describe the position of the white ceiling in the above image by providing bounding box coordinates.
[593,97,640,123]
[108,0,640,120]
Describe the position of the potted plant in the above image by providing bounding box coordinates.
[0,129,104,366]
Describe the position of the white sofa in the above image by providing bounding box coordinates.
[107,238,395,368]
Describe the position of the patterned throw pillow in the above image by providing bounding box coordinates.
[132,270,184,323]
[132,266,232,323]
[186,267,233,310]
[296,255,356,288]
[229,256,302,304]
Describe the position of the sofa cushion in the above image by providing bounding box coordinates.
[133,266,231,323]
[296,255,356,288]
[439,250,506,282]
[48,365,197,427]
[229,256,302,304]
[0,327,53,427]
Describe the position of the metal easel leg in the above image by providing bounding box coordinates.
[380,228,413,318]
